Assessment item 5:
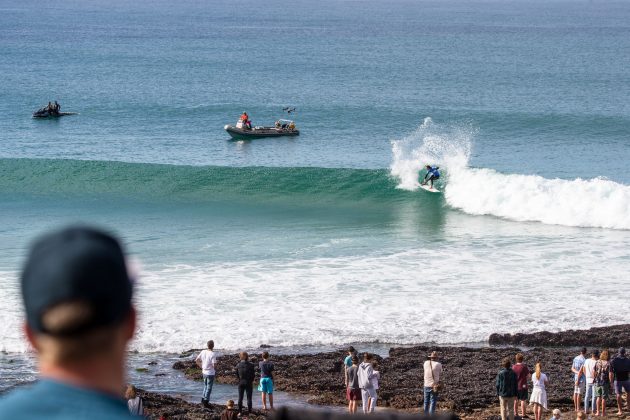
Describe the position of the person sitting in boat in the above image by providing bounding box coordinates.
[288,121,295,130]
[46,102,53,113]
[54,101,61,113]
[240,112,252,129]
[275,120,281,129]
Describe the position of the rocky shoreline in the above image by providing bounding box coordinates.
[138,324,629,419]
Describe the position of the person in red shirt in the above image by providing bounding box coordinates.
[512,353,531,418]
[240,112,251,129]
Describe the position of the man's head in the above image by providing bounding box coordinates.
[552,409,561,418]
[240,351,248,361]
[619,347,626,356]
[262,351,269,360]
[581,347,587,355]
[347,345,355,355]
[429,351,438,360]
[21,226,135,364]
[515,353,523,363]
[502,357,511,369]
[207,340,214,350]
[592,349,600,359]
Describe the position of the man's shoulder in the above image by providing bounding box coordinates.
[0,385,37,417]
[0,382,133,419]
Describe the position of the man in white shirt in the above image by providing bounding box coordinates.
[578,349,599,414]
[423,351,443,415]
[196,340,217,407]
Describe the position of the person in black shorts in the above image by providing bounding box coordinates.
[512,353,530,418]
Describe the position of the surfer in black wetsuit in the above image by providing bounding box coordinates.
[422,165,440,188]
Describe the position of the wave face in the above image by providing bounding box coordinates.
[0,158,427,208]
[390,118,630,230]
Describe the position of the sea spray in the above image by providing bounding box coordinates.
[390,117,474,190]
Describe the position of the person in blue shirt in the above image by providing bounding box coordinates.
[422,165,440,188]
[0,226,139,419]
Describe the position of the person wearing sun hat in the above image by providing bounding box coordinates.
[423,350,443,415]
[0,226,138,419]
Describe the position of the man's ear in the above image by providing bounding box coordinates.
[24,323,40,352]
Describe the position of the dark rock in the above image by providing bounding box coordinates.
[488,324,630,347]
[140,389,267,420]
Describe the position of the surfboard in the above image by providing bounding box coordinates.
[419,184,440,193]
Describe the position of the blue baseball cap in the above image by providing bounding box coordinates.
[21,226,133,336]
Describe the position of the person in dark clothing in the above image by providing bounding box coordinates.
[611,347,630,416]
[220,400,239,420]
[235,351,256,416]
[496,358,518,420]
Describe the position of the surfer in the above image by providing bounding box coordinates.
[421,165,440,188]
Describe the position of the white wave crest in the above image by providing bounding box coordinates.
[446,168,630,230]
[390,118,630,230]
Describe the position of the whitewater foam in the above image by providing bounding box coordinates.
[445,168,630,230]
[2,227,629,353]
[390,119,630,230]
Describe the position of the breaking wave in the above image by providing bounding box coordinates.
[390,117,630,230]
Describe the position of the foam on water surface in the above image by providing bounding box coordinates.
[2,224,628,353]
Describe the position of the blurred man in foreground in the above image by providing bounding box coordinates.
[0,226,138,419]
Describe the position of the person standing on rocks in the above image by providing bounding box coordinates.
[344,346,357,386]
[235,351,255,416]
[610,347,630,416]
[529,362,548,420]
[571,347,587,412]
[423,351,442,415]
[195,340,217,407]
[358,353,375,414]
[496,357,518,420]
[368,360,381,413]
[346,355,361,414]
[512,353,530,418]
[578,349,599,414]
[593,349,611,416]
[257,351,274,411]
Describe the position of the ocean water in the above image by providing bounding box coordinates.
[1,0,629,361]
